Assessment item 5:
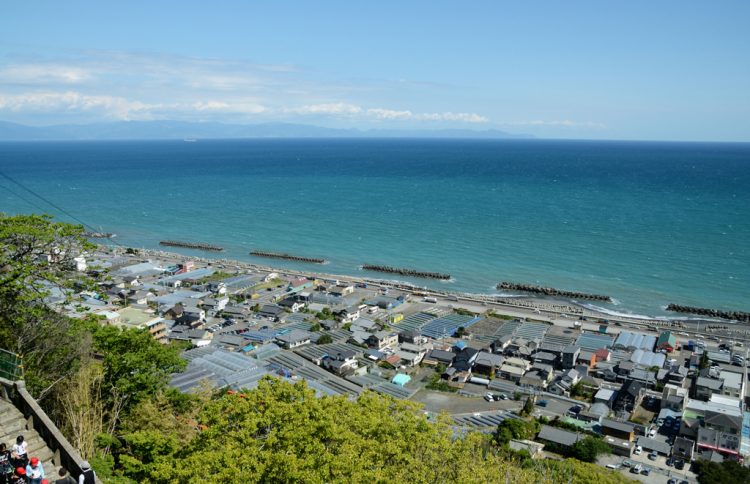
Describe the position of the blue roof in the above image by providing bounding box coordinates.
[454,340,467,350]
[392,373,411,386]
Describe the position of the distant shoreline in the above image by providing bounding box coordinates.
[99,244,750,343]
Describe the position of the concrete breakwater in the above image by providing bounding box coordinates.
[666,304,750,323]
[159,240,224,252]
[250,250,326,264]
[496,282,612,302]
[362,264,451,280]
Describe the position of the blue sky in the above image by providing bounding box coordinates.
[1,1,748,140]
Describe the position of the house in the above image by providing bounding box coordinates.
[288,278,313,293]
[662,384,688,411]
[328,284,354,297]
[636,437,672,456]
[613,380,644,412]
[335,306,361,324]
[203,296,229,314]
[561,344,580,369]
[498,363,526,383]
[594,348,611,363]
[719,370,744,399]
[366,331,398,350]
[600,418,636,441]
[126,290,152,305]
[215,334,246,351]
[518,370,551,390]
[548,368,581,396]
[679,397,743,459]
[490,335,512,354]
[505,338,537,358]
[473,352,504,377]
[696,376,723,401]
[452,347,479,372]
[423,349,455,367]
[399,330,428,345]
[259,304,285,321]
[394,350,422,368]
[656,330,677,352]
[321,349,359,376]
[536,425,584,450]
[278,297,305,313]
[673,436,695,461]
[275,329,312,349]
[533,351,559,368]
[594,388,616,407]
[576,350,597,368]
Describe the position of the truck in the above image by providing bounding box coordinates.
[423,296,438,303]
[686,340,695,351]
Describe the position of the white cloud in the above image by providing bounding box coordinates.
[287,103,363,115]
[0,91,153,119]
[192,100,266,114]
[0,65,94,85]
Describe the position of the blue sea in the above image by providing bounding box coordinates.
[1,138,748,318]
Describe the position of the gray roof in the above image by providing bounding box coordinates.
[276,329,312,344]
[697,376,724,390]
[474,351,504,367]
[600,418,635,433]
[636,437,672,455]
[537,425,583,447]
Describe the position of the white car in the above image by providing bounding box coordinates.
[634,446,643,455]
[648,429,657,438]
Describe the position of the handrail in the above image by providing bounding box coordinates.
[0,377,100,483]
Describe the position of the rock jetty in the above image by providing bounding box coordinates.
[496,282,612,302]
[362,264,451,280]
[250,250,326,264]
[84,231,115,238]
[159,240,224,252]
[666,304,750,323]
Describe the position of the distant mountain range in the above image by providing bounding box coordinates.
[0,120,533,141]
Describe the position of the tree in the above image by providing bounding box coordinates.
[693,460,750,484]
[493,418,540,446]
[571,436,611,462]
[316,334,333,345]
[0,213,95,398]
[521,396,534,416]
[699,351,710,370]
[454,326,466,337]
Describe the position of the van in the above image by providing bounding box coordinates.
[605,464,618,470]
[424,297,437,303]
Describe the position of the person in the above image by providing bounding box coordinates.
[77,462,95,484]
[0,443,13,484]
[9,467,25,484]
[25,457,44,484]
[53,468,75,484]
[10,438,27,470]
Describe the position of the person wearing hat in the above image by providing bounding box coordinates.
[25,457,44,484]
[10,467,26,484]
[77,462,95,484]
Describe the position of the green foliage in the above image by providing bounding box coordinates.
[454,325,466,337]
[693,459,750,484]
[521,396,534,416]
[571,436,611,462]
[454,307,476,317]
[92,325,187,414]
[493,418,540,446]
[315,307,336,320]
[111,378,560,483]
[425,373,457,392]
[0,213,95,397]
[513,391,522,400]
[316,334,333,345]
[699,352,710,370]
[309,322,322,332]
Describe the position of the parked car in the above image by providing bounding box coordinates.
[666,457,674,466]
[648,428,657,438]
[634,446,643,455]
[536,400,548,407]
[605,464,618,470]
[641,467,650,476]
[648,451,658,460]
[631,464,642,474]
[621,460,633,468]
[675,459,685,470]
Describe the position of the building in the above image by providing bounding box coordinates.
[600,418,635,441]
[656,331,677,352]
[536,425,584,450]
[275,329,312,349]
[508,440,544,458]
[719,370,744,399]
[696,376,724,401]
[681,397,743,459]
[115,307,167,343]
[561,344,580,369]
[321,349,359,376]
[473,352,504,377]
[613,380,644,412]
[594,388,616,407]
[366,331,398,350]
[423,349,455,367]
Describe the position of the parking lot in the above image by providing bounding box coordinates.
[597,453,696,484]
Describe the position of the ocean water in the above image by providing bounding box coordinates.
[0,138,748,318]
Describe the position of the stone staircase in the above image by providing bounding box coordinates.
[0,397,57,476]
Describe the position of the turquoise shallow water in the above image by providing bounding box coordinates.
[0,138,748,317]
